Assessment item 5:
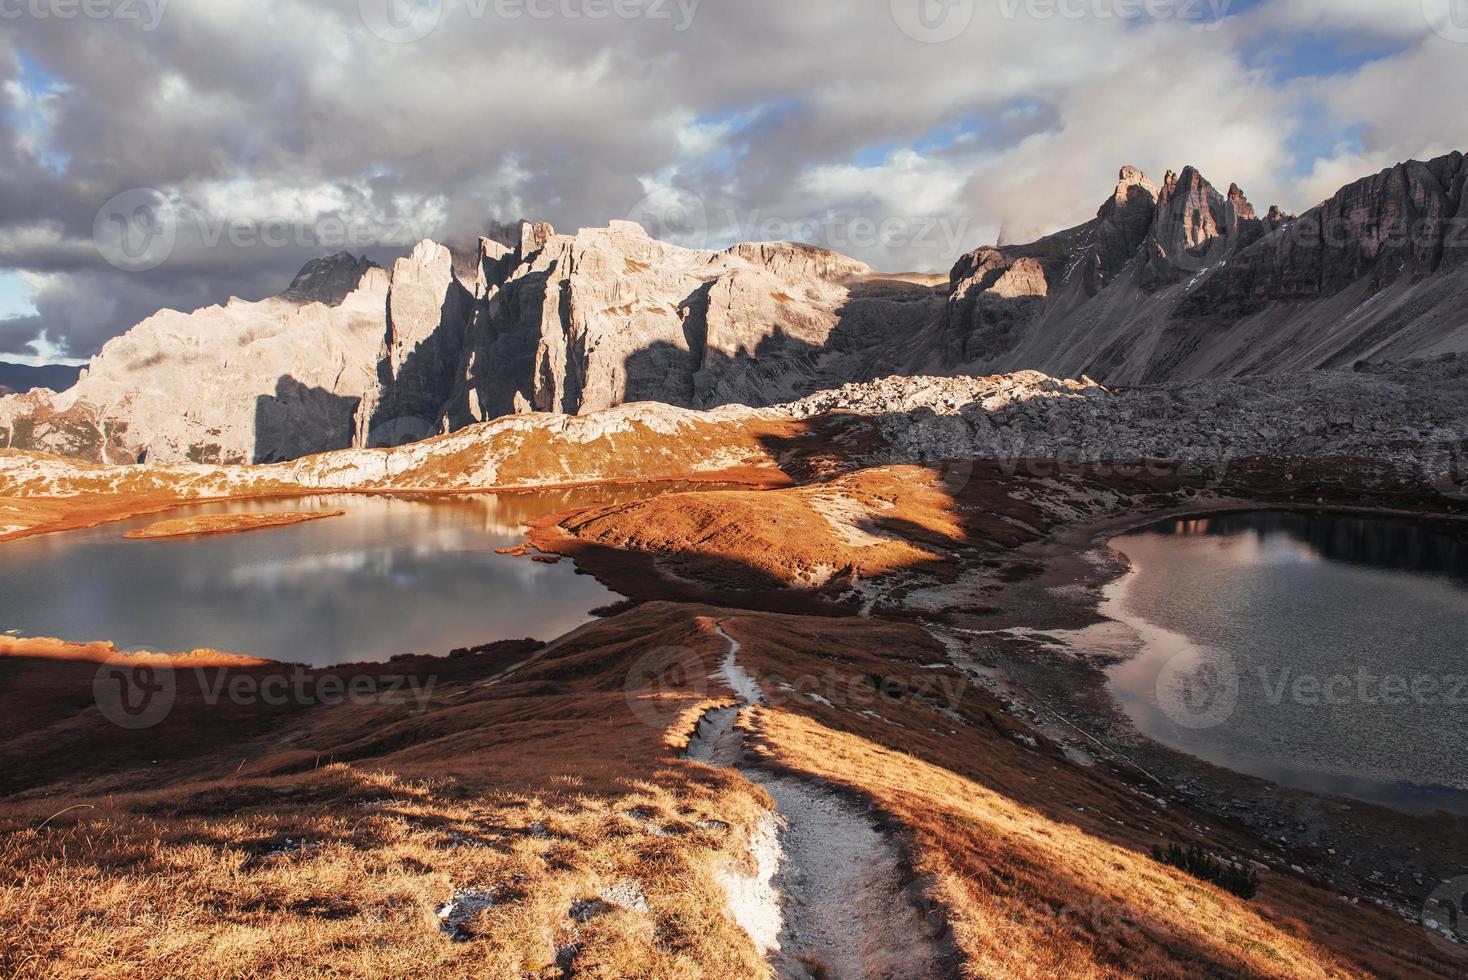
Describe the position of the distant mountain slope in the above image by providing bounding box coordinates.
[1,152,1463,464]
[0,362,81,396]
[931,151,1468,383]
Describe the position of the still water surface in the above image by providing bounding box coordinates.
[0,487,690,666]
[1107,510,1468,814]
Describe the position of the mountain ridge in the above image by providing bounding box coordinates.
[0,362,81,397]
[2,151,1465,465]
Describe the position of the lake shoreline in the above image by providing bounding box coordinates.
[123,510,346,540]
[946,498,1468,934]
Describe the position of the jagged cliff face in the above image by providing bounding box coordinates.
[0,223,940,464]
[0,257,393,465]
[440,220,918,431]
[3,151,1466,465]
[937,151,1468,383]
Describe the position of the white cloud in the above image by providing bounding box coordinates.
[0,0,1461,355]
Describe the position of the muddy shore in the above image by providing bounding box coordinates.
[940,498,1468,933]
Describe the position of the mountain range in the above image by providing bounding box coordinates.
[2,150,1465,466]
[0,362,81,397]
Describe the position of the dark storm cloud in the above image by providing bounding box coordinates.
[0,0,1460,359]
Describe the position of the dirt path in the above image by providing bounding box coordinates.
[687,625,949,980]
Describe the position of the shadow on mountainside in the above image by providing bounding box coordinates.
[616,273,944,411]
[252,376,362,465]
[363,272,474,447]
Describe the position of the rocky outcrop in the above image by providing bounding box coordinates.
[935,151,1468,384]
[4,151,1466,465]
[0,221,941,464]
[1179,152,1468,315]
[355,242,474,447]
[281,253,380,306]
[0,264,391,465]
[439,220,936,427]
[7,363,1467,505]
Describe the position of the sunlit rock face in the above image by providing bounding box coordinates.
[3,151,1466,465]
[0,219,937,465]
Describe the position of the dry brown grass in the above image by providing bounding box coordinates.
[1,605,1462,978]
[549,466,964,593]
[4,451,1464,977]
[0,606,774,979]
[0,491,198,542]
[714,613,1465,979]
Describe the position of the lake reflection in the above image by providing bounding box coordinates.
[0,486,696,666]
[1106,510,1468,814]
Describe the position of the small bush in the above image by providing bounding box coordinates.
[1152,842,1260,900]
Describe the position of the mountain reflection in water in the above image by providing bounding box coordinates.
[1162,510,1468,583]
[0,484,722,667]
[1106,509,1468,815]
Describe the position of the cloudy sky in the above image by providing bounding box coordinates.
[1,0,1465,364]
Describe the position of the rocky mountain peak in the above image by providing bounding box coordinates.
[280,252,379,306]
[1226,182,1257,221]
[1100,166,1159,218]
[519,220,556,258]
